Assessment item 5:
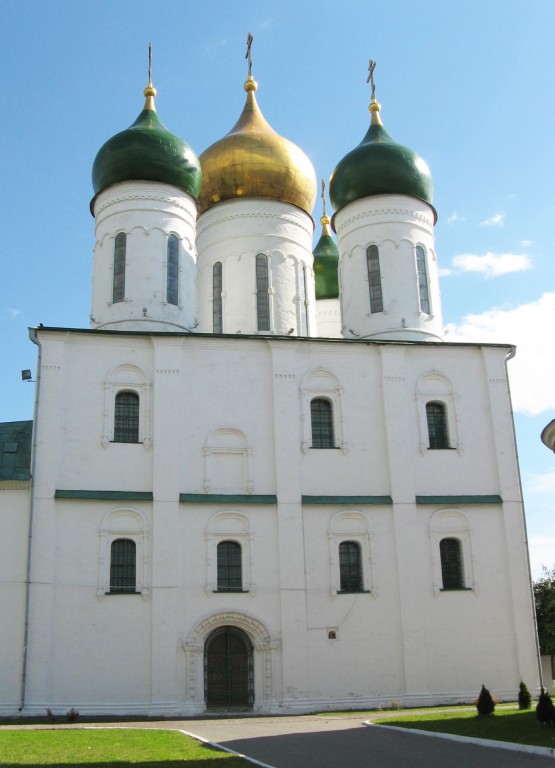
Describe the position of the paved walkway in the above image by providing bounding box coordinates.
[178,714,555,768]
[3,714,555,767]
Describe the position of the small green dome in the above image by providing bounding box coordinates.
[329,101,433,215]
[313,216,339,300]
[91,85,201,207]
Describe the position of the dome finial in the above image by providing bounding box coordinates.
[244,32,257,92]
[367,58,382,126]
[320,179,331,230]
[143,42,157,111]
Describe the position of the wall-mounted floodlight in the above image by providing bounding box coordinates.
[21,369,34,382]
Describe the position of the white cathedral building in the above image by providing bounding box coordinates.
[0,53,539,716]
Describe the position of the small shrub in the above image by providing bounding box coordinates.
[476,684,495,716]
[66,708,79,722]
[45,708,57,722]
[390,699,402,710]
[518,681,532,710]
[536,688,555,726]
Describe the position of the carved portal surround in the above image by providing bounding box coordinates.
[182,611,280,712]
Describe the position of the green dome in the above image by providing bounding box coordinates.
[329,103,433,215]
[313,217,339,300]
[91,86,201,206]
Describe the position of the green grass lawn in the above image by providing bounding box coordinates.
[0,728,250,766]
[373,706,555,750]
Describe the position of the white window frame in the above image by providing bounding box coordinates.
[416,370,461,455]
[428,508,474,596]
[205,511,254,596]
[328,511,373,598]
[102,364,151,449]
[300,368,346,454]
[97,508,150,600]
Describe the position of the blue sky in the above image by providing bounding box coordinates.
[1,0,554,577]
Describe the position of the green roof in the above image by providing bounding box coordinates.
[0,420,32,481]
[313,226,339,300]
[329,120,433,214]
[92,107,201,204]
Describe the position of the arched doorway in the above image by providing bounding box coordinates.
[204,626,254,709]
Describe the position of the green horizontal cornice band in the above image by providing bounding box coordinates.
[302,495,393,505]
[180,494,277,504]
[415,495,503,505]
[55,490,153,501]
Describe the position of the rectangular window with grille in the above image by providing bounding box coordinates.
[426,401,449,449]
[366,245,383,314]
[167,234,179,306]
[217,541,242,592]
[113,233,126,303]
[114,391,140,443]
[310,398,335,448]
[339,541,363,592]
[213,261,223,333]
[416,245,430,314]
[440,538,465,589]
[110,538,136,593]
[256,254,271,331]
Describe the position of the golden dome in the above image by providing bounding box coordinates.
[199,77,317,215]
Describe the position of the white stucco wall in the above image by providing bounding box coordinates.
[0,484,30,713]
[196,199,316,336]
[335,195,443,341]
[91,181,198,332]
[7,329,537,716]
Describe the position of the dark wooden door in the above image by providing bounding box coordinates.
[205,627,254,708]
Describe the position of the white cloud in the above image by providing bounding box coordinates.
[444,292,555,415]
[525,469,555,496]
[521,240,533,248]
[447,212,464,223]
[480,213,505,226]
[451,251,531,278]
[7,307,21,318]
[438,267,453,277]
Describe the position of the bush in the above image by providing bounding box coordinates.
[518,681,532,710]
[476,684,495,716]
[536,688,555,726]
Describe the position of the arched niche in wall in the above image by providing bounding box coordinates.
[203,428,253,493]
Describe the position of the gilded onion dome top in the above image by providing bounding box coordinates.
[91,81,201,209]
[313,185,339,299]
[329,96,434,218]
[198,76,317,215]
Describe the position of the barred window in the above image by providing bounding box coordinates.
[310,397,335,448]
[440,538,465,589]
[110,538,136,593]
[426,401,449,449]
[299,264,309,336]
[114,391,139,443]
[366,245,383,314]
[113,233,126,303]
[167,234,179,306]
[256,254,271,331]
[339,541,363,592]
[213,261,223,333]
[416,245,430,314]
[217,541,242,592]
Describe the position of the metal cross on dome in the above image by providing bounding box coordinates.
[321,179,328,219]
[367,59,377,100]
[148,43,152,84]
[246,33,254,78]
